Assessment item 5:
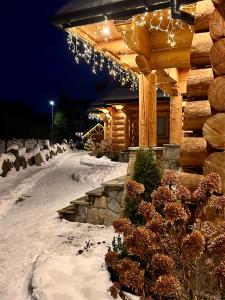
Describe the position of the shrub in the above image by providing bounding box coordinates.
[106,172,225,300]
[133,149,162,200]
[123,149,162,225]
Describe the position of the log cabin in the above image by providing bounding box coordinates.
[90,87,171,149]
[53,0,225,191]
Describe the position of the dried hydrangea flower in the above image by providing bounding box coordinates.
[145,217,165,235]
[193,187,206,202]
[201,221,217,239]
[109,282,120,299]
[151,254,174,277]
[161,170,180,187]
[112,218,133,235]
[116,258,145,294]
[175,185,192,203]
[182,231,205,261]
[124,227,160,258]
[218,221,225,234]
[138,201,161,222]
[209,195,225,211]
[151,186,174,208]
[126,179,145,199]
[164,202,188,224]
[215,260,225,286]
[208,234,225,257]
[152,275,181,297]
[199,173,222,195]
[105,250,119,267]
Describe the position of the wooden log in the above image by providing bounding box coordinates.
[139,73,157,148]
[195,0,215,33]
[209,38,225,75]
[203,113,225,150]
[183,100,212,130]
[151,47,191,69]
[211,0,225,21]
[210,9,225,40]
[170,95,183,144]
[187,68,214,99]
[190,32,213,66]
[208,76,225,111]
[180,137,207,167]
[169,68,182,144]
[203,151,225,193]
[178,172,203,192]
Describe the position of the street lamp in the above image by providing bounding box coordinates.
[49,100,55,143]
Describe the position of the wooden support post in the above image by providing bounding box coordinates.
[124,110,130,149]
[139,73,157,148]
[169,69,183,145]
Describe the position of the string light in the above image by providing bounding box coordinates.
[88,113,103,122]
[134,9,193,48]
[67,33,139,90]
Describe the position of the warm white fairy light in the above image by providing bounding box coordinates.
[88,113,103,122]
[67,32,139,91]
[134,9,193,48]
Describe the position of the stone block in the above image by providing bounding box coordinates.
[98,209,106,225]
[87,208,99,225]
[79,206,88,222]
[104,209,118,226]
[94,196,107,209]
[107,199,121,214]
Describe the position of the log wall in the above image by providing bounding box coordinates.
[203,4,225,192]
[181,0,214,174]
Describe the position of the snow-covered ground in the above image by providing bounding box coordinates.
[0,152,128,300]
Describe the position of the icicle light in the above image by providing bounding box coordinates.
[67,33,139,91]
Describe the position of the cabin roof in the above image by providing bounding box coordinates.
[52,0,196,28]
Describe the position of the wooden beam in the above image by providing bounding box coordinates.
[170,69,183,145]
[139,73,157,148]
[136,55,151,74]
[97,39,134,55]
[151,47,191,69]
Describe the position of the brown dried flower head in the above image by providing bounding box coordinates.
[145,217,165,235]
[109,282,120,299]
[163,202,189,224]
[151,186,174,208]
[126,180,145,199]
[151,254,174,277]
[152,275,181,297]
[218,221,225,234]
[105,250,119,267]
[208,234,225,258]
[182,231,205,261]
[215,260,225,286]
[124,227,160,258]
[201,221,217,239]
[209,195,225,211]
[112,218,133,235]
[138,201,161,222]
[175,185,192,203]
[193,187,206,202]
[199,173,222,195]
[161,170,180,187]
[116,258,145,294]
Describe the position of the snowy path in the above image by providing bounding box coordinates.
[0,152,127,300]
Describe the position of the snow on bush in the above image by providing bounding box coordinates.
[6,144,19,152]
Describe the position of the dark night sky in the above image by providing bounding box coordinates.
[0,0,112,112]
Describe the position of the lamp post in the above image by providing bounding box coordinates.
[49,100,55,143]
